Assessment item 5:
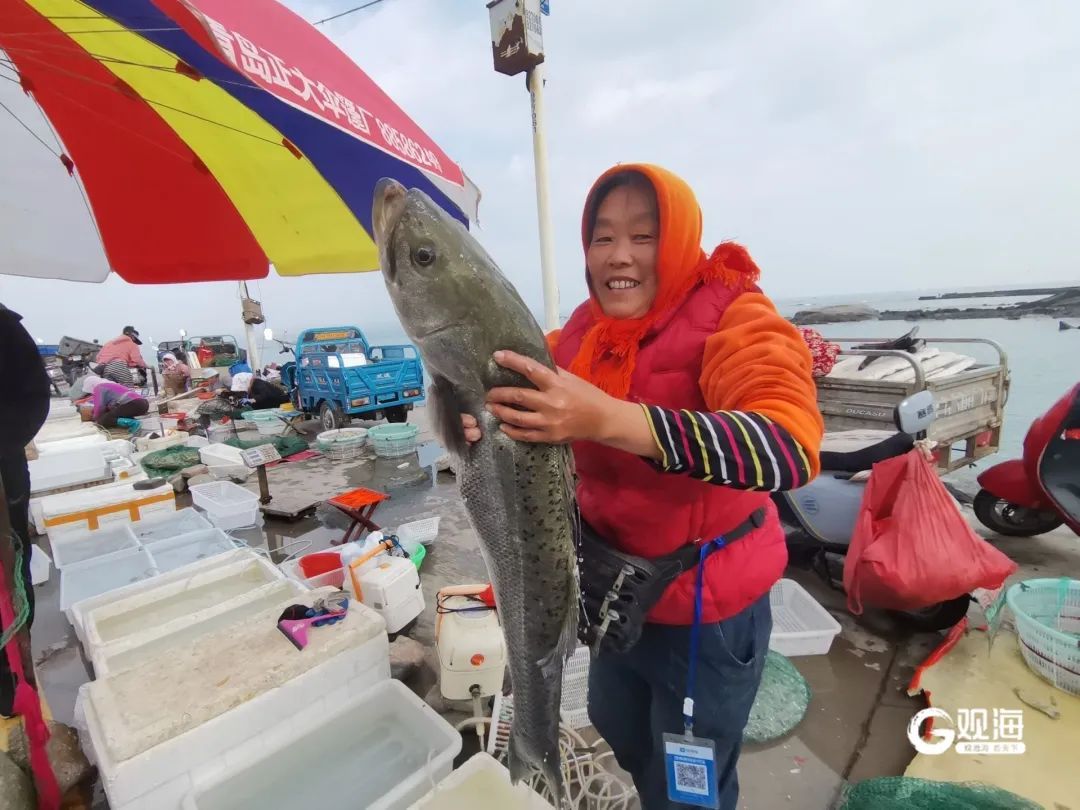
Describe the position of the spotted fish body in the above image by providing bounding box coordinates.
[372,179,579,798]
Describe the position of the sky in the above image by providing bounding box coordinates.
[2,0,1079,352]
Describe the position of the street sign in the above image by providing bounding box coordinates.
[487,0,545,76]
[540,0,549,15]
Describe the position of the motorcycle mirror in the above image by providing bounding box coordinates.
[894,390,935,436]
[263,327,274,341]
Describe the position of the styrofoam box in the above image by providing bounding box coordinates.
[70,549,276,645]
[768,578,842,657]
[47,401,78,421]
[29,447,111,495]
[42,483,176,541]
[408,752,555,810]
[78,600,390,810]
[131,509,211,544]
[31,479,135,536]
[34,434,108,455]
[92,580,307,678]
[60,547,159,616]
[35,418,100,445]
[50,524,139,570]
[184,679,460,810]
[146,531,236,574]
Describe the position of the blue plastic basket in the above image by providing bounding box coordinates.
[368,423,419,458]
[1006,578,1080,695]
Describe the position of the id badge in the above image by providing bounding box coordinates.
[663,732,719,808]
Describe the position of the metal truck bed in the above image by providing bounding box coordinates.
[817,338,1009,473]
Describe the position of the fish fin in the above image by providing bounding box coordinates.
[507,733,533,785]
[538,568,581,679]
[428,374,469,458]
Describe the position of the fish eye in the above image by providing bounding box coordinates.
[413,245,436,267]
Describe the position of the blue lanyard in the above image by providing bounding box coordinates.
[683,536,727,736]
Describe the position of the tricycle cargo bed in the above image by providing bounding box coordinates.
[817,338,1009,473]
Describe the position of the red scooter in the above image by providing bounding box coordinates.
[974,383,1080,537]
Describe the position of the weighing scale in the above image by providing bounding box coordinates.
[239,443,320,521]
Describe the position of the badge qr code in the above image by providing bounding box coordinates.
[664,733,719,808]
[675,761,709,794]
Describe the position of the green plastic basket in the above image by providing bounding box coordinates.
[410,543,426,570]
[368,423,419,458]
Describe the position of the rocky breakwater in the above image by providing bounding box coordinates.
[793,287,1080,325]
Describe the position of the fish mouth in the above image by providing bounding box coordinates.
[372,178,408,250]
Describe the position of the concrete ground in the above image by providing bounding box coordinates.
[24,404,1080,809]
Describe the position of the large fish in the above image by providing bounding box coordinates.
[372,179,579,797]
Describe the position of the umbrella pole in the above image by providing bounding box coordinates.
[527,65,560,332]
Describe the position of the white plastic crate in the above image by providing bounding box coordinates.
[189,481,259,531]
[768,578,842,657]
[131,509,211,544]
[394,517,440,554]
[408,752,554,810]
[60,547,159,617]
[145,530,237,574]
[50,524,140,570]
[75,550,283,651]
[183,679,460,810]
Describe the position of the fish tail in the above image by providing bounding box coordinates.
[509,731,566,806]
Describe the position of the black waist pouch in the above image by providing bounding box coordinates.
[577,508,766,655]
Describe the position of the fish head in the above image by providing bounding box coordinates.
[372,178,486,349]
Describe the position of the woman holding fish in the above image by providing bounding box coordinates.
[464,165,823,809]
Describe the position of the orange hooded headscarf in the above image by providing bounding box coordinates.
[561,164,760,399]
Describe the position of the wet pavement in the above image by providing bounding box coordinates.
[23,405,1080,809]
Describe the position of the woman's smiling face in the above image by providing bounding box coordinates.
[586,179,660,320]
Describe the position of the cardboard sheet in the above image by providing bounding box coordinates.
[905,630,1080,809]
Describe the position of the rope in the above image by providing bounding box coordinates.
[0,540,29,651]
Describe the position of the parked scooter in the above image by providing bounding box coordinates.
[774,390,973,631]
[974,383,1080,537]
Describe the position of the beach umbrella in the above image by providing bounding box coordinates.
[0,0,479,284]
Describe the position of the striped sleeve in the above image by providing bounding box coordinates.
[641,405,813,491]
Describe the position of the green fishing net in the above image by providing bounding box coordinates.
[837,777,1041,809]
[743,650,811,744]
[225,434,309,458]
[140,445,203,478]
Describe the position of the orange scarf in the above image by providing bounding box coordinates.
[566,164,760,399]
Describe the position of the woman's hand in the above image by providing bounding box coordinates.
[484,350,618,444]
[458,351,663,459]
